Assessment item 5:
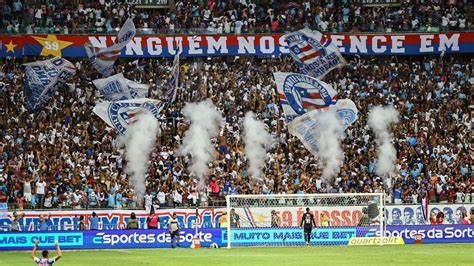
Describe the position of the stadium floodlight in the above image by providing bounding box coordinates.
[225,193,385,248]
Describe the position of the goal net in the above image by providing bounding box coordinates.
[225,193,385,248]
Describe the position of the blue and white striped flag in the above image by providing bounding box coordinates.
[167,46,181,104]
[288,99,358,156]
[85,18,136,76]
[23,57,76,112]
[273,72,338,120]
[93,73,149,101]
[284,29,346,78]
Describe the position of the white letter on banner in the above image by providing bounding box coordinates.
[420,35,434,52]
[207,36,228,54]
[372,36,387,53]
[278,36,289,54]
[260,36,275,54]
[147,37,162,55]
[88,36,108,48]
[390,36,405,53]
[331,35,345,53]
[188,36,203,55]
[439,34,460,51]
[349,36,368,53]
[125,37,143,55]
[237,36,256,54]
[165,37,184,55]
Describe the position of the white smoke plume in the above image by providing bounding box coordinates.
[122,110,159,199]
[368,105,399,176]
[243,111,274,181]
[315,109,345,181]
[179,99,222,189]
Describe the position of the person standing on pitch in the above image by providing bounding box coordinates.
[168,213,181,248]
[32,240,62,265]
[300,208,316,246]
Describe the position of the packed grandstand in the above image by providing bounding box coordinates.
[0,0,472,232]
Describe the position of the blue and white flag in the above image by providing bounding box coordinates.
[85,18,136,76]
[288,99,358,156]
[273,72,338,120]
[93,73,149,101]
[284,29,346,78]
[23,57,76,112]
[167,46,181,104]
[124,78,149,99]
[92,98,165,135]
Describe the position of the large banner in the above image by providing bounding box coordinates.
[0,209,224,232]
[0,204,472,232]
[1,33,473,58]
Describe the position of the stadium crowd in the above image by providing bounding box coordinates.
[0,51,472,211]
[0,0,473,34]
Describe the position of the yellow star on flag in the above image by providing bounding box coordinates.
[32,35,74,57]
[256,214,267,225]
[5,40,16,52]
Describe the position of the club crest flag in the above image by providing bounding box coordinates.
[93,73,149,101]
[23,57,76,113]
[284,29,346,78]
[85,18,136,76]
[288,99,358,156]
[93,98,165,135]
[273,72,337,120]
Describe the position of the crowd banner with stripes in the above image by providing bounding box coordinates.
[1,33,472,58]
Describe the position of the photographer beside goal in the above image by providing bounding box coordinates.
[300,208,317,246]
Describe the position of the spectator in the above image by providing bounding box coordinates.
[35,178,46,209]
[39,214,51,231]
[146,208,160,229]
[89,212,99,230]
[126,212,139,229]
[10,211,25,231]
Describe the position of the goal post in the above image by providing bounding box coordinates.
[225,193,385,248]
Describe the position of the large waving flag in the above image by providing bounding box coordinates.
[85,18,136,76]
[23,57,76,112]
[273,72,337,120]
[284,29,346,78]
[92,98,165,135]
[93,73,149,101]
[167,46,181,104]
[288,99,358,156]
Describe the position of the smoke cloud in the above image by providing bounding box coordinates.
[122,110,159,199]
[368,105,399,176]
[179,99,222,189]
[243,111,274,181]
[315,109,345,181]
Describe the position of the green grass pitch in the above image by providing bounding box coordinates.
[1,244,472,266]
